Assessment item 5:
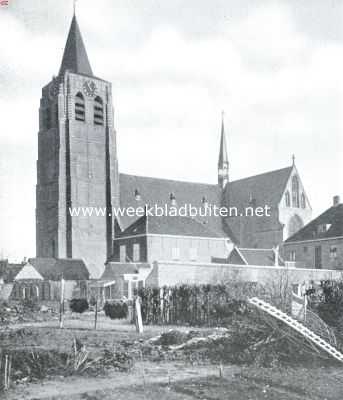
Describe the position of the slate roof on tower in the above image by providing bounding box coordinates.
[59,15,93,77]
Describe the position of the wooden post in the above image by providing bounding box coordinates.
[219,363,223,378]
[59,275,65,329]
[135,296,143,334]
[4,355,8,390]
[94,299,98,330]
[3,354,11,390]
[7,356,11,390]
[304,292,308,323]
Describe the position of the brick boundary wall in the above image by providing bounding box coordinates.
[146,261,343,287]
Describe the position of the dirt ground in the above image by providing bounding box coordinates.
[1,314,343,399]
[3,363,343,400]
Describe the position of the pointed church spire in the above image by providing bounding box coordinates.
[218,111,229,166]
[218,111,229,189]
[59,14,93,77]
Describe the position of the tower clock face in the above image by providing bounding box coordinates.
[83,80,97,97]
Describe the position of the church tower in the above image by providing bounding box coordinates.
[218,113,229,189]
[36,14,119,278]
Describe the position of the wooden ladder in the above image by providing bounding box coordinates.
[248,297,343,363]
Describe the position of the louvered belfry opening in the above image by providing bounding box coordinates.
[75,92,85,121]
[94,96,104,125]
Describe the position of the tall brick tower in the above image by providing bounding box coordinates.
[36,14,119,278]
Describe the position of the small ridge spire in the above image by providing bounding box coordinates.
[218,111,229,188]
[218,111,228,166]
[292,154,295,166]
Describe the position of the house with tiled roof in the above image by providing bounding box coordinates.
[111,214,230,265]
[9,258,89,301]
[284,196,343,270]
[35,14,312,278]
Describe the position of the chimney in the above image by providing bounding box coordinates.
[202,196,209,208]
[170,193,176,206]
[273,246,279,267]
[134,189,141,201]
[333,195,340,206]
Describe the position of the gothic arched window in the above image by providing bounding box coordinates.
[301,193,306,209]
[75,92,85,121]
[94,96,104,126]
[292,176,299,208]
[285,191,290,207]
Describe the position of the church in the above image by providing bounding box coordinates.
[36,15,312,278]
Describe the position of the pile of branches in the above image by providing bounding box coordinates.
[61,338,134,375]
[0,337,134,388]
[147,310,342,367]
[242,310,340,367]
[5,349,68,382]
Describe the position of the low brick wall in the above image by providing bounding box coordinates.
[146,261,343,287]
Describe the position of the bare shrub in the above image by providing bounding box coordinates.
[69,298,89,314]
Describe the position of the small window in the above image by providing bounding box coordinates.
[52,239,56,258]
[315,246,322,269]
[75,92,85,121]
[131,281,138,297]
[303,246,308,254]
[123,281,129,298]
[23,287,29,299]
[289,250,296,261]
[94,96,104,125]
[119,245,126,262]
[292,176,299,208]
[189,248,197,261]
[285,191,290,207]
[301,193,306,209]
[317,224,332,234]
[172,247,180,260]
[330,246,337,259]
[133,243,140,262]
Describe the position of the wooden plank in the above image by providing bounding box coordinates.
[248,297,343,363]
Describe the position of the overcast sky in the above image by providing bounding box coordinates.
[0,0,342,261]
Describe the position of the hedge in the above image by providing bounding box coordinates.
[103,302,128,319]
[135,283,261,326]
